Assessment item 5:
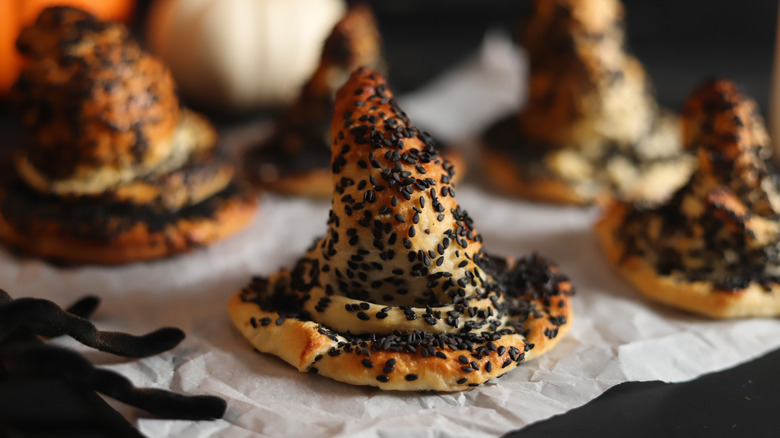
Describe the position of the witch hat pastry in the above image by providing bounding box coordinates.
[229,67,574,391]
[481,0,693,205]
[0,7,257,264]
[244,3,465,198]
[596,80,780,318]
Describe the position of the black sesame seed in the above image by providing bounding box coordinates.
[376,375,390,383]
[405,374,418,381]
[362,359,374,368]
[357,312,370,321]
[457,378,468,384]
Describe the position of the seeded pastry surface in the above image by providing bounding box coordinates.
[596,80,780,318]
[229,67,574,391]
[0,7,257,264]
[244,4,465,198]
[481,0,693,205]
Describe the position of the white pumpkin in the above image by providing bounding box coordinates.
[147,0,346,110]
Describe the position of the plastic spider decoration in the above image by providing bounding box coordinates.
[0,289,226,421]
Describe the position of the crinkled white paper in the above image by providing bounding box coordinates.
[4,33,780,438]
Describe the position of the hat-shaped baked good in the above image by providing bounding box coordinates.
[244,4,465,198]
[481,0,693,205]
[229,67,574,391]
[0,7,257,264]
[596,80,780,318]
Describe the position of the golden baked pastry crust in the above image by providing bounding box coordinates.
[13,7,180,183]
[481,0,692,205]
[0,173,257,265]
[229,67,574,391]
[16,110,233,211]
[596,203,780,318]
[228,255,572,392]
[481,145,598,205]
[3,7,259,264]
[596,80,780,318]
[251,146,466,199]
[245,5,465,198]
[244,5,382,198]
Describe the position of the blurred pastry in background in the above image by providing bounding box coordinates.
[229,67,574,391]
[0,0,136,96]
[243,3,382,198]
[481,0,694,205]
[244,3,466,198]
[0,7,258,264]
[146,0,346,111]
[597,80,780,318]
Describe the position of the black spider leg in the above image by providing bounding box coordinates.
[0,289,11,306]
[65,295,100,319]
[0,291,184,358]
[1,342,227,421]
[0,289,97,316]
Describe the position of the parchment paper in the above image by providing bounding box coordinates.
[3,33,779,438]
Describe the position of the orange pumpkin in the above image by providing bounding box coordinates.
[0,0,136,96]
